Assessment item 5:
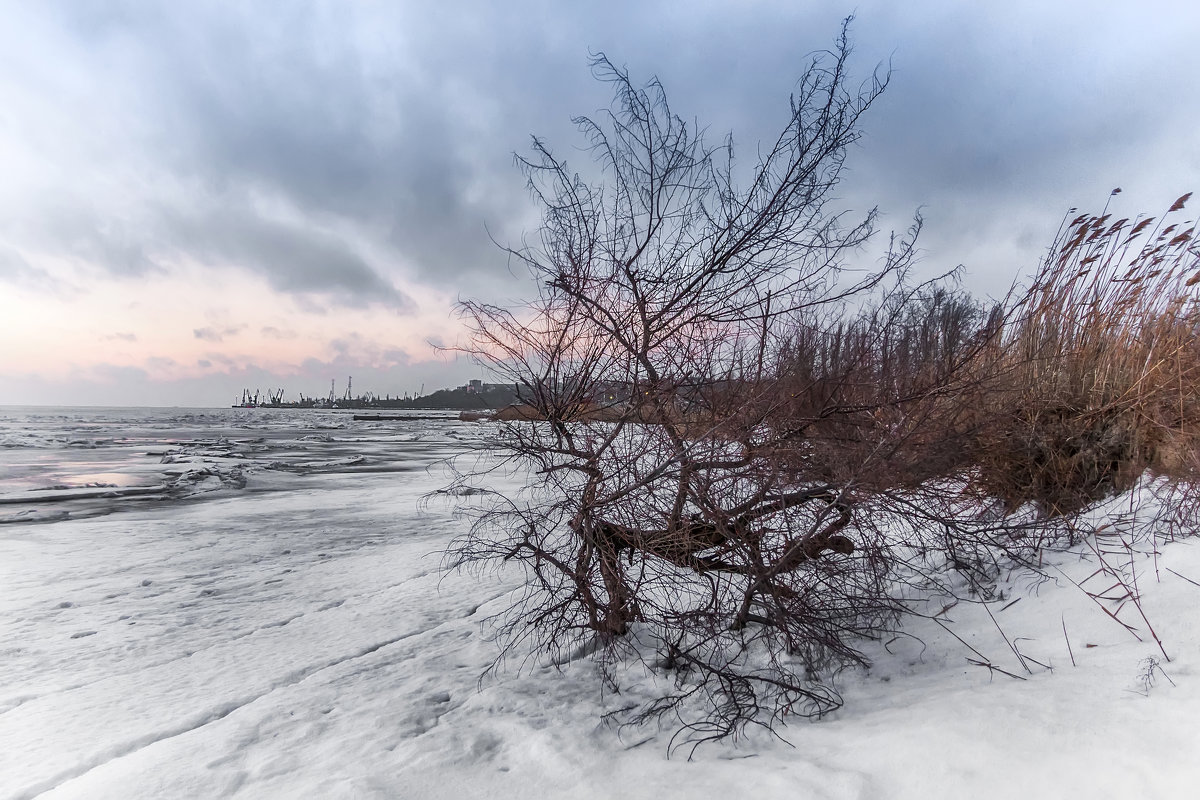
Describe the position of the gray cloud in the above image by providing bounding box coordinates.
[0,244,42,284]
[40,203,162,278]
[193,326,244,343]
[326,332,411,367]
[162,207,414,311]
[261,326,297,340]
[0,243,70,293]
[193,328,224,343]
[2,0,1198,315]
[201,352,239,369]
[39,0,536,296]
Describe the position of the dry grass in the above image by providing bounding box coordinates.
[749,191,1199,559]
[968,191,1200,515]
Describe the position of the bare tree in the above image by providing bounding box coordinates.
[443,8,1200,748]
[449,22,1013,749]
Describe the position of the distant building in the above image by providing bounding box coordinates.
[461,379,518,395]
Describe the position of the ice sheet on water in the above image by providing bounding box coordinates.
[0,406,487,524]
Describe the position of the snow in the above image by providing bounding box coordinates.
[1,408,1199,799]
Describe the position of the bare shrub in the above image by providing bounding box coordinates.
[448,19,1200,749]
[450,23,946,747]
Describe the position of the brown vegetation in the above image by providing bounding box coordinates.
[971,195,1200,514]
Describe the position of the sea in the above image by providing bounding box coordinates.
[0,406,473,526]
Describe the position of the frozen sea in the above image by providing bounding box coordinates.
[0,406,470,525]
[2,406,1199,799]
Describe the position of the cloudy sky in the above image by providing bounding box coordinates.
[2,0,1198,407]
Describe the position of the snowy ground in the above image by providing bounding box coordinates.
[2,411,1199,798]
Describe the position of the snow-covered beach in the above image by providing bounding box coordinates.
[2,407,1198,799]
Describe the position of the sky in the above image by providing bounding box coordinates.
[1,1,1198,407]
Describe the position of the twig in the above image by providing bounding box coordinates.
[1062,616,1076,667]
[932,617,989,663]
[1166,567,1200,589]
[1052,565,1143,642]
[983,598,1032,674]
[966,658,1027,681]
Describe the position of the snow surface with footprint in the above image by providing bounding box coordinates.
[1,407,1198,798]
